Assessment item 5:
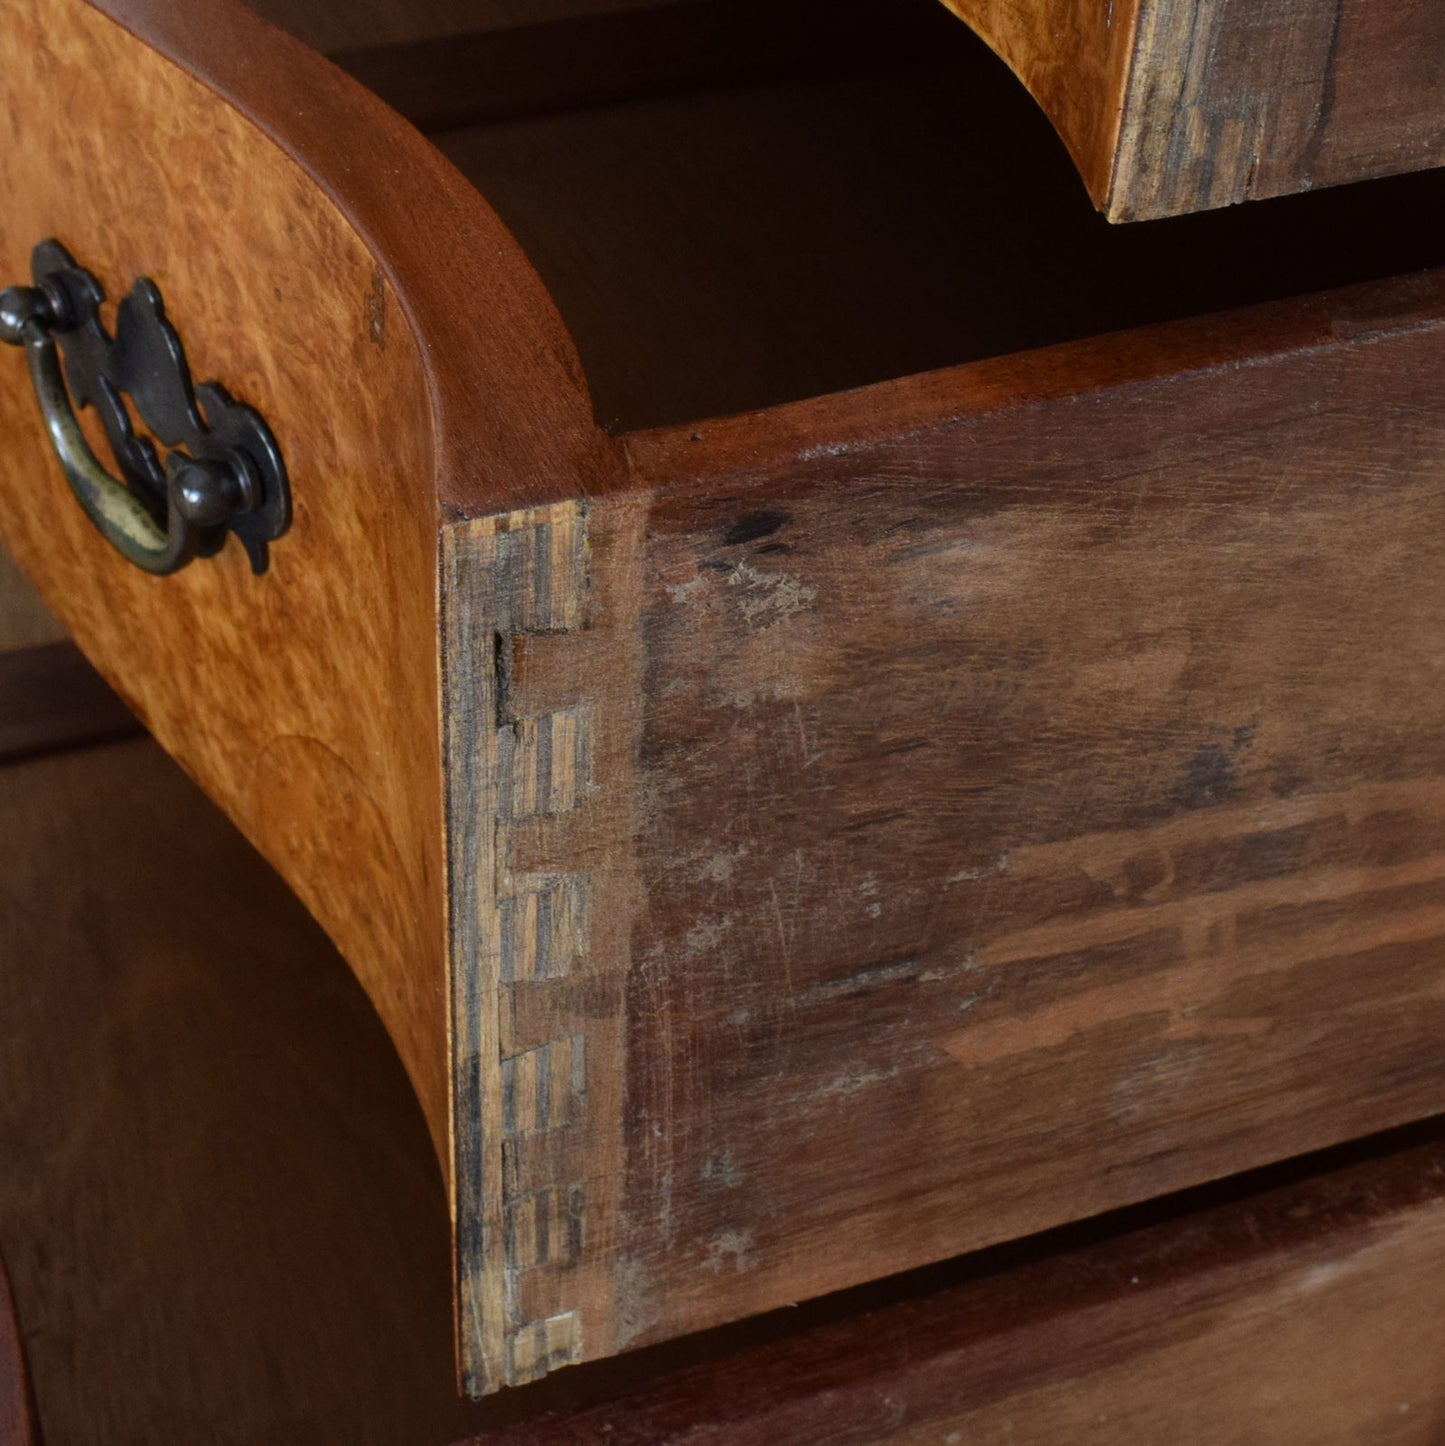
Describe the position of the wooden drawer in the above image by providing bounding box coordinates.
[481,1124,1445,1445]
[8,698,1443,1442]
[2,0,1445,1398]
[937,0,1445,220]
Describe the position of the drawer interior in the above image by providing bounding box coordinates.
[252,0,1445,431]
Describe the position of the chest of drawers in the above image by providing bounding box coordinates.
[1,0,1443,1402]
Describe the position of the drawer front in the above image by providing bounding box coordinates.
[0,0,449,1144]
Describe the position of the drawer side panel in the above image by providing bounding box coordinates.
[616,302,1445,1353]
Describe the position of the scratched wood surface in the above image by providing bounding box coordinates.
[437,270,1445,1389]
[477,1124,1445,1445]
[936,0,1445,220]
[1112,0,1445,221]
[608,278,1445,1349]
[7,0,1445,1403]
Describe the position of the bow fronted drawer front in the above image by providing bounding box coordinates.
[2,0,1445,1401]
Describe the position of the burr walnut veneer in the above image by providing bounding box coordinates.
[1,0,1444,1399]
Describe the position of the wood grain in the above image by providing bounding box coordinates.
[6,0,1445,1401]
[96,0,610,519]
[1112,0,1445,221]
[441,270,1445,1387]
[935,0,1140,205]
[0,1253,34,1446]
[0,0,441,1159]
[0,739,479,1443]
[0,0,608,1180]
[937,0,1445,220]
[444,498,647,1393]
[475,1124,1445,1445]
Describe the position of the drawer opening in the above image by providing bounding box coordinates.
[258,0,1445,431]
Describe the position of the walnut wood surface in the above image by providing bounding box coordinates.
[477,1124,1445,1445]
[6,0,1445,1402]
[443,269,1445,1388]
[0,641,142,763]
[0,1253,34,1446]
[938,0,1445,220]
[0,739,479,1443]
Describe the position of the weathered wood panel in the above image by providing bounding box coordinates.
[8,0,1445,1403]
[444,272,1445,1386]
[479,1124,1445,1445]
[1113,0,1445,221]
[444,500,648,1394]
[938,0,1445,220]
[614,292,1445,1347]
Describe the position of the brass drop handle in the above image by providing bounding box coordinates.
[0,241,289,576]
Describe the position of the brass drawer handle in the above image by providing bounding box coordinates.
[0,240,289,576]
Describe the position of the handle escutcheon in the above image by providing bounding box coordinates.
[0,241,290,576]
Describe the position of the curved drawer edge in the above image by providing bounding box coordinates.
[0,0,531,1173]
[936,0,1445,222]
[95,0,617,515]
